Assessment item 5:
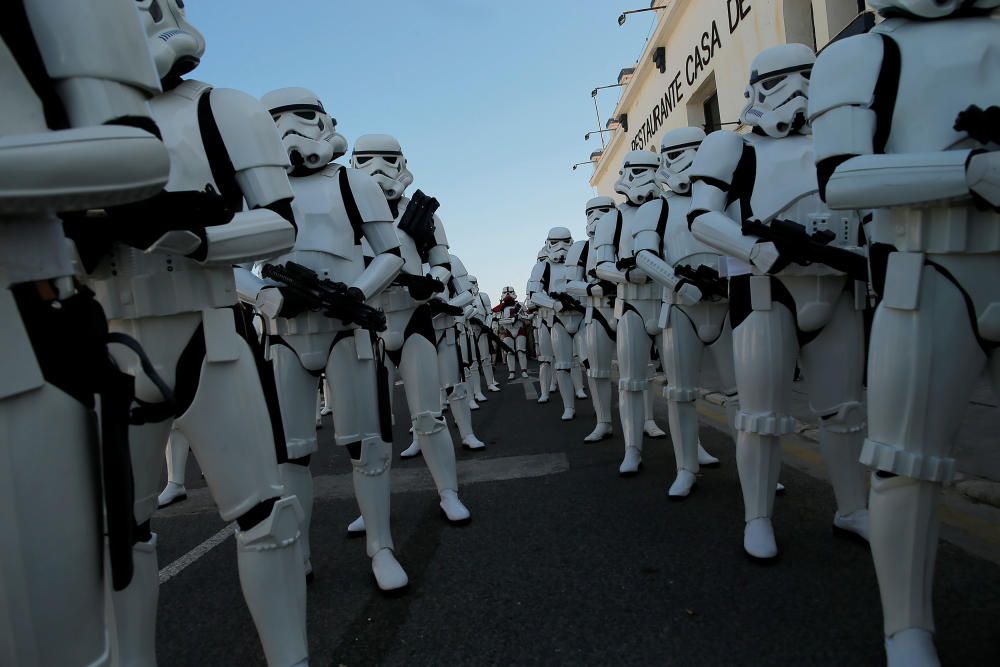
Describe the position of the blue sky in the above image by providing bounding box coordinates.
[186,1,657,299]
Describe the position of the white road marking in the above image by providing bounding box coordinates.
[158,523,236,584]
[156,453,569,582]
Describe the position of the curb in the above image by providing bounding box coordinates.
[696,390,1000,511]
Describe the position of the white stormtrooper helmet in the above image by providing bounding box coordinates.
[869,0,1000,17]
[585,196,615,238]
[536,245,549,262]
[351,134,414,201]
[740,43,815,138]
[656,127,706,195]
[468,275,479,295]
[501,286,517,302]
[262,88,346,173]
[136,0,206,84]
[614,151,660,205]
[545,227,573,264]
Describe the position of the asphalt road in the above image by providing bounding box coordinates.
[152,364,1000,666]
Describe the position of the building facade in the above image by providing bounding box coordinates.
[589,0,869,194]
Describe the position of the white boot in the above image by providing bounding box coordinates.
[157,481,187,509]
[449,385,485,450]
[571,363,587,398]
[235,497,309,667]
[561,408,575,421]
[870,473,942,667]
[475,390,488,402]
[819,425,870,542]
[279,461,314,580]
[352,439,408,592]
[556,368,576,418]
[668,469,698,499]
[834,508,870,541]
[744,517,778,560]
[110,534,159,667]
[619,446,642,476]
[537,363,551,403]
[643,420,666,438]
[347,514,366,535]
[584,421,613,442]
[400,439,421,458]
[158,430,190,508]
[418,423,471,524]
[697,442,720,467]
[737,430,782,560]
[468,396,480,411]
[886,629,940,667]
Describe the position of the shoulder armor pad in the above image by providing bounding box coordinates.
[689,130,745,187]
[344,167,393,223]
[565,240,586,267]
[211,87,289,172]
[808,35,884,120]
[631,198,663,234]
[450,253,469,278]
[593,208,619,246]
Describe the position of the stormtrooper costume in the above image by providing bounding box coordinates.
[565,198,619,441]
[465,275,500,400]
[688,43,870,561]
[401,252,485,454]
[525,228,586,420]
[632,127,731,499]
[350,133,470,524]
[594,151,670,476]
[0,2,170,665]
[239,87,407,592]
[808,3,999,664]
[494,286,530,379]
[526,248,556,401]
[79,4,310,665]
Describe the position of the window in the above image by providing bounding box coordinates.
[703,93,722,134]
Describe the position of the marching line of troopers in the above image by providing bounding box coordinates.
[1,1,507,666]
[524,3,998,665]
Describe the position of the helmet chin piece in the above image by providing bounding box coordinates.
[137,0,206,82]
[754,95,810,138]
[330,132,348,161]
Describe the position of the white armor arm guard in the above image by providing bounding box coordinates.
[809,34,994,209]
[27,0,162,127]
[526,261,558,309]
[593,209,626,284]
[426,215,452,284]
[448,253,473,295]
[449,288,474,309]
[349,170,403,299]
[198,208,296,265]
[564,279,590,297]
[688,131,764,263]
[188,88,296,265]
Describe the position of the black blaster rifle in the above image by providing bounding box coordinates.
[673,264,728,300]
[392,271,446,300]
[428,298,464,317]
[551,292,586,313]
[397,189,441,256]
[741,218,868,282]
[468,317,514,354]
[261,261,387,331]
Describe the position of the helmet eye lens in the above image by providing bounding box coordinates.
[294,110,316,120]
[355,155,372,165]
[761,75,785,91]
[384,157,398,166]
[666,150,684,161]
[149,0,164,22]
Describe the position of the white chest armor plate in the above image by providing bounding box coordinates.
[267,166,367,337]
[748,134,863,277]
[618,204,661,301]
[548,261,574,294]
[663,191,720,272]
[89,80,235,320]
[878,17,1000,255]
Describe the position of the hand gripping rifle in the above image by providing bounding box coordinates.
[551,291,586,313]
[392,271,446,301]
[428,298,465,317]
[673,264,729,300]
[741,218,868,282]
[468,317,514,354]
[261,261,387,331]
